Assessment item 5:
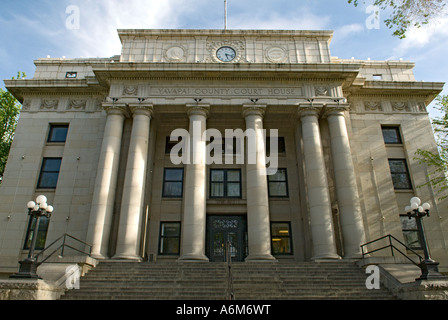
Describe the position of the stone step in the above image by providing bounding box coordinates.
[61,261,397,300]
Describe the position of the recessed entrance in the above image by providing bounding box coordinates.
[206,215,247,262]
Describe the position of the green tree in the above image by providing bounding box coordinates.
[348,0,447,38]
[0,72,25,182]
[414,95,448,201]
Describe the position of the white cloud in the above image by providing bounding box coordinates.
[60,2,332,58]
[388,16,448,60]
[57,0,201,58]
[335,23,364,39]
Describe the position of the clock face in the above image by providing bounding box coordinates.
[216,46,236,62]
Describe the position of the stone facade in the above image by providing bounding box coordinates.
[1,29,447,275]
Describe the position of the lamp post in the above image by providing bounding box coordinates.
[10,195,53,279]
[404,197,445,281]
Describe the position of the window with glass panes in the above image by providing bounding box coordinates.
[210,169,241,198]
[381,126,402,144]
[388,159,412,189]
[271,222,292,255]
[23,215,50,250]
[266,136,285,156]
[267,168,288,197]
[158,222,181,255]
[37,158,62,189]
[47,124,69,143]
[162,168,184,197]
[400,215,422,249]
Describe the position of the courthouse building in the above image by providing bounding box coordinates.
[1,28,447,274]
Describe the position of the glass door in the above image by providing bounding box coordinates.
[206,215,247,262]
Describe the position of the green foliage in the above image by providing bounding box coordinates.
[348,0,447,38]
[414,95,448,201]
[0,72,24,181]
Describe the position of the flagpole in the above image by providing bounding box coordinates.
[224,0,227,30]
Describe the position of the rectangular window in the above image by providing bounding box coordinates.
[208,137,242,156]
[382,126,402,144]
[266,137,286,156]
[373,74,383,80]
[47,124,69,143]
[400,215,422,249]
[165,136,182,154]
[162,168,184,197]
[23,215,50,250]
[271,222,293,255]
[159,222,181,255]
[210,169,241,198]
[388,159,412,190]
[65,72,77,79]
[268,168,289,197]
[37,158,62,189]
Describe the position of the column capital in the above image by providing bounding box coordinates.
[322,104,350,119]
[128,103,154,118]
[242,104,267,118]
[102,102,128,117]
[297,105,322,119]
[186,104,210,118]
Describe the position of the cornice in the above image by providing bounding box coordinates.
[92,62,361,88]
[4,79,107,103]
[117,29,335,42]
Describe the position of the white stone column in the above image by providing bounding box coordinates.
[298,106,340,260]
[179,104,209,261]
[325,106,366,258]
[243,105,276,261]
[113,105,153,260]
[87,104,126,259]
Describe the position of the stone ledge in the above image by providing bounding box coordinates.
[396,280,448,300]
[0,256,98,300]
[0,279,65,300]
[358,257,448,300]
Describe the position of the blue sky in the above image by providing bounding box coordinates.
[1,0,447,116]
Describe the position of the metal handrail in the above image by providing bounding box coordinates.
[360,234,423,267]
[34,233,92,265]
[225,240,235,300]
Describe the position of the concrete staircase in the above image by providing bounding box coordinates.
[60,261,396,300]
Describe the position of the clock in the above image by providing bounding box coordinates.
[216,46,236,62]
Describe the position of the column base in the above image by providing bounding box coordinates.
[245,254,277,262]
[178,254,209,262]
[111,253,142,261]
[90,253,109,260]
[343,253,364,260]
[311,253,341,261]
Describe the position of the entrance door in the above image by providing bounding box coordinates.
[206,215,247,262]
